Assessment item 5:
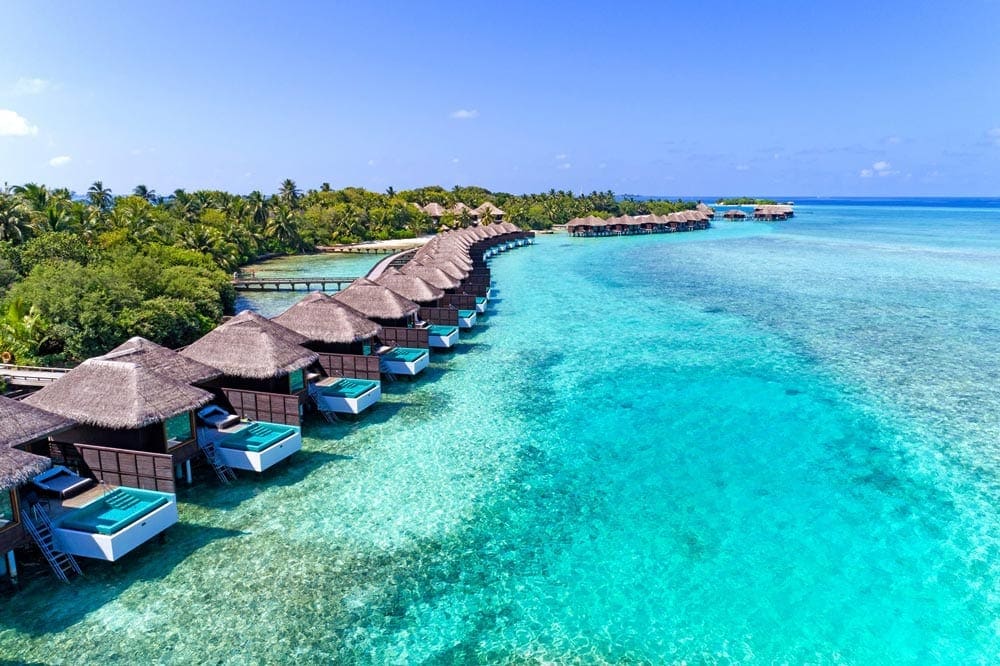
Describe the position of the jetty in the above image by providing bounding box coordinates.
[232,277,359,292]
[0,364,70,387]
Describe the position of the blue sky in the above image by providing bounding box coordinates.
[1,1,999,196]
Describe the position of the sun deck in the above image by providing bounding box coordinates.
[474,296,488,314]
[311,376,381,415]
[379,346,429,376]
[47,485,178,561]
[427,324,460,349]
[457,309,477,329]
[203,420,303,472]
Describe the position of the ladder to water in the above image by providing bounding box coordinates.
[378,358,397,383]
[197,438,237,484]
[308,394,340,423]
[22,505,82,583]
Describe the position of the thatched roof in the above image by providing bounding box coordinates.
[450,202,473,215]
[333,278,420,320]
[414,258,467,280]
[0,395,75,450]
[723,209,747,218]
[474,202,504,217]
[24,359,214,430]
[375,268,444,304]
[105,336,221,386]
[0,445,51,492]
[273,292,382,345]
[0,396,70,489]
[400,263,462,290]
[180,310,318,380]
[422,203,446,217]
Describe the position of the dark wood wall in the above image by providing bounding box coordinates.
[222,388,302,426]
[76,445,176,494]
[316,353,381,381]
[438,294,475,310]
[379,327,429,349]
[419,306,459,326]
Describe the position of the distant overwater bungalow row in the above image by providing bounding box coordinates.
[565,203,795,236]
[0,222,532,588]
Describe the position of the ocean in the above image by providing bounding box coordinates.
[2,200,999,663]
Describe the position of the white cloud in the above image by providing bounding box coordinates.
[0,109,38,136]
[860,160,896,178]
[13,77,51,95]
[735,164,750,171]
[557,162,571,170]
[449,109,479,120]
[48,155,71,167]
[451,157,460,164]
[367,159,376,166]
[554,153,567,161]
[988,128,1000,146]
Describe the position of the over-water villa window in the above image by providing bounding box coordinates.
[289,369,305,392]
[165,412,193,444]
[0,491,15,530]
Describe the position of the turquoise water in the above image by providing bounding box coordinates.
[3,204,1000,662]
[235,253,382,316]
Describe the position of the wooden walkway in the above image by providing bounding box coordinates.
[0,364,70,387]
[232,277,359,292]
[315,244,424,255]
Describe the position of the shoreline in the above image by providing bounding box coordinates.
[315,236,434,253]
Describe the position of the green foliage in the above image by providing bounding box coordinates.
[716,197,777,205]
[0,178,691,367]
[18,231,96,274]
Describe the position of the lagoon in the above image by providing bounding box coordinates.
[2,202,999,663]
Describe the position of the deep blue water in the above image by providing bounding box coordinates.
[2,202,999,663]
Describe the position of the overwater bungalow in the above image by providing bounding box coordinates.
[106,336,302,475]
[375,269,459,348]
[21,361,202,561]
[1,397,75,581]
[272,292,384,416]
[723,209,748,220]
[181,311,317,428]
[696,203,716,219]
[753,204,794,220]
[333,279,430,376]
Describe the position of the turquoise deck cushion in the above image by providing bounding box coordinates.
[320,378,379,399]
[220,422,297,452]
[382,347,428,363]
[59,488,170,535]
[428,325,459,337]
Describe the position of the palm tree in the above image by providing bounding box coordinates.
[320,182,331,193]
[12,183,51,212]
[247,191,269,231]
[133,184,159,204]
[87,181,113,212]
[278,179,301,207]
[0,194,32,243]
[266,205,302,250]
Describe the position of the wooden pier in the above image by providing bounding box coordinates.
[232,277,360,292]
[0,364,70,387]
[315,244,423,255]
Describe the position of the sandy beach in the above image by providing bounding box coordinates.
[316,236,434,252]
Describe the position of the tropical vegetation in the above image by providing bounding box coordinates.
[0,180,696,366]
